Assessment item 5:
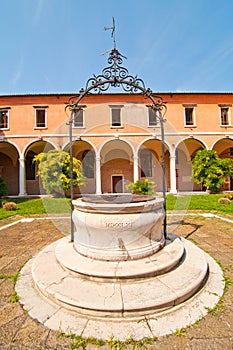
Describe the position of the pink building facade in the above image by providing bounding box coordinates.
[0,92,233,196]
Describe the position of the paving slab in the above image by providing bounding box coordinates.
[0,215,232,349]
[15,227,224,340]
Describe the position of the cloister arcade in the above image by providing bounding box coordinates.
[1,134,233,196]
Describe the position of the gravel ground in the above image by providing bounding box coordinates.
[0,213,232,349]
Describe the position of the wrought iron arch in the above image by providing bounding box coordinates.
[65,48,167,240]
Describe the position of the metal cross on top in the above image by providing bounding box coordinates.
[104,17,116,49]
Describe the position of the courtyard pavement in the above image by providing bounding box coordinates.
[0,212,232,349]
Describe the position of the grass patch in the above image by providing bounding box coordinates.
[0,273,19,283]
[0,194,233,220]
[0,197,70,219]
[9,291,20,303]
[166,194,233,214]
[59,332,158,350]
[173,328,186,337]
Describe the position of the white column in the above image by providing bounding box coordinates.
[95,156,101,194]
[19,156,27,196]
[133,155,139,183]
[170,153,177,193]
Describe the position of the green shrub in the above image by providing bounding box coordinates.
[225,192,233,200]
[34,150,86,197]
[192,150,233,193]
[126,179,156,195]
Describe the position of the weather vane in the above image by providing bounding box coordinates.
[104,17,116,49]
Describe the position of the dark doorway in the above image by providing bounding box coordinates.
[112,175,123,193]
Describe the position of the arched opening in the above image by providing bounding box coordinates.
[139,139,170,192]
[212,137,233,190]
[176,138,206,191]
[100,139,134,193]
[24,140,54,195]
[64,140,96,194]
[0,142,19,195]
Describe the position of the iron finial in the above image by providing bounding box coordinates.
[104,17,116,49]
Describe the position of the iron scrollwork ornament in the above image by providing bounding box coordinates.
[85,49,146,94]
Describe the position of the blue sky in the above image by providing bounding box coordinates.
[0,0,233,94]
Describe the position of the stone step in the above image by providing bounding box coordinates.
[55,235,184,279]
[32,236,208,317]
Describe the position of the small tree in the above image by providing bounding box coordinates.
[34,149,85,196]
[192,149,233,193]
[126,179,156,195]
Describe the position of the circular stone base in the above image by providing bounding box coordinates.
[55,235,184,279]
[16,235,225,340]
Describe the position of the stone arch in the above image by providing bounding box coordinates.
[0,141,19,195]
[175,137,206,191]
[211,137,233,155]
[24,140,55,195]
[212,137,233,190]
[100,139,134,193]
[64,139,96,194]
[138,138,170,192]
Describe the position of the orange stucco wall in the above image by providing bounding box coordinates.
[0,92,233,195]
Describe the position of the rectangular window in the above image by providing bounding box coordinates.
[26,151,36,180]
[111,106,122,127]
[185,107,194,125]
[148,107,157,126]
[140,149,152,177]
[220,107,229,125]
[183,104,196,126]
[34,106,48,128]
[36,109,46,128]
[73,108,84,128]
[0,109,9,129]
[219,104,232,126]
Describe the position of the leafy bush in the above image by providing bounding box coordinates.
[0,177,7,197]
[225,192,233,200]
[192,150,233,193]
[34,150,86,197]
[126,179,156,195]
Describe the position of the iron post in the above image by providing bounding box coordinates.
[69,109,74,242]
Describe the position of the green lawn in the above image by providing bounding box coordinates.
[0,194,233,220]
[166,193,233,214]
[0,197,70,220]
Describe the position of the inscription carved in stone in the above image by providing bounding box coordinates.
[105,221,132,231]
